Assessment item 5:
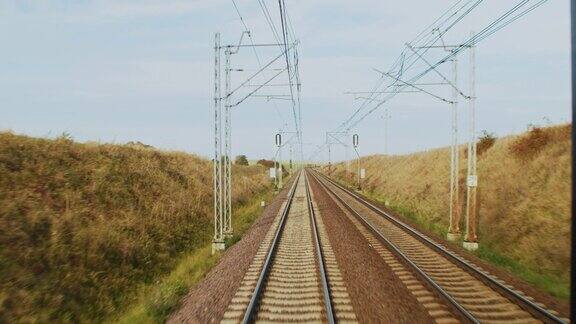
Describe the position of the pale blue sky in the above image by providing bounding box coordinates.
[0,0,570,161]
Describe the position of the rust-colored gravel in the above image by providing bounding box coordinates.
[167,179,295,324]
[308,174,435,323]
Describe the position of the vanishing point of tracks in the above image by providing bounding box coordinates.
[221,169,566,323]
[222,171,356,323]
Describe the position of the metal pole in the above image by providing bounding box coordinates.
[356,149,361,190]
[277,133,283,189]
[447,55,461,241]
[464,35,478,251]
[384,109,389,155]
[353,134,360,190]
[570,0,576,311]
[289,142,293,174]
[212,33,225,252]
[345,144,350,174]
[274,149,278,190]
[223,48,233,237]
[328,141,332,173]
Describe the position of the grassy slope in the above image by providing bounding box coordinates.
[329,124,571,299]
[116,189,273,323]
[0,132,270,322]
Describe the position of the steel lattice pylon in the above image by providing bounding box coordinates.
[211,25,301,252]
[464,38,478,250]
[223,48,233,238]
[448,56,461,239]
[213,33,225,252]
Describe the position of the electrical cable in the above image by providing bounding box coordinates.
[230,0,289,128]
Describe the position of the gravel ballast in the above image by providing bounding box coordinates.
[167,179,295,323]
[308,174,435,323]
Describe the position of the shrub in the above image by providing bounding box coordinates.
[477,130,497,156]
[510,125,550,159]
[235,155,249,166]
[256,159,274,168]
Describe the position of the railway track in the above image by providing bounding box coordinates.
[222,171,356,323]
[309,169,568,324]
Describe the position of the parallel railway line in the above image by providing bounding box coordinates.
[309,169,567,324]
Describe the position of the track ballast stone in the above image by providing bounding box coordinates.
[222,173,353,323]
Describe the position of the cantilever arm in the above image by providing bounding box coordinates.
[405,43,471,99]
[230,67,288,108]
[227,41,298,97]
[373,68,454,104]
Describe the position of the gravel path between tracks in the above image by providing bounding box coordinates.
[167,178,295,324]
[309,174,435,323]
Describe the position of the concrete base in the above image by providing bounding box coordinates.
[212,241,225,254]
[446,232,461,242]
[463,241,479,251]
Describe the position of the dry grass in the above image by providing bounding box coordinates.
[510,125,558,160]
[0,132,270,322]
[329,124,571,299]
[116,189,273,324]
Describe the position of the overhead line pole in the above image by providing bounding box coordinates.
[212,0,302,253]
[276,133,283,189]
[333,0,547,133]
[213,33,225,252]
[325,131,349,174]
[223,45,233,238]
[352,134,361,190]
[223,32,250,239]
[447,54,461,242]
[212,36,299,252]
[464,35,479,251]
[278,0,300,153]
[383,109,390,155]
[313,0,549,250]
[279,130,298,174]
[371,43,471,243]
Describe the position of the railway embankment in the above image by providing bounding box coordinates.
[328,124,571,302]
[0,132,271,323]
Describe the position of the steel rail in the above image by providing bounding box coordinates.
[312,169,566,324]
[241,171,301,324]
[309,170,479,324]
[304,171,336,324]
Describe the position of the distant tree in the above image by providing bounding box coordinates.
[235,155,249,165]
[477,130,497,156]
[257,159,275,168]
